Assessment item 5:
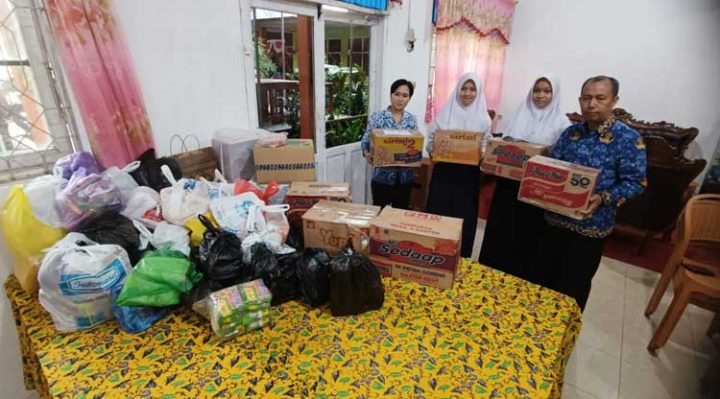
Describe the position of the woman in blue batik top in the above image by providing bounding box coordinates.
[361,79,418,209]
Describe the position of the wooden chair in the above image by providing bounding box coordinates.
[644,194,720,353]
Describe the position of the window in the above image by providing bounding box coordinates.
[326,39,342,66]
[348,37,369,72]
[0,0,78,183]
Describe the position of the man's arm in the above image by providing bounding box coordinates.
[601,133,648,207]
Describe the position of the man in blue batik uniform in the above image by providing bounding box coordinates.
[534,76,647,311]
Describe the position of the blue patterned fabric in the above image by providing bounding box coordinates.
[361,109,419,186]
[546,117,647,238]
[337,0,387,11]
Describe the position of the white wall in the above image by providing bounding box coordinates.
[502,0,720,175]
[378,0,434,134]
[113,0,253,155]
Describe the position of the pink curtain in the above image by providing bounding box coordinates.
[428,0,516,122]
[46,0,154,169]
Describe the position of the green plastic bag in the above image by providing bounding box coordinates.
[115,249,203,307]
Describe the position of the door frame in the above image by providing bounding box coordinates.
[239,0,327,177]
[239,0,385,192]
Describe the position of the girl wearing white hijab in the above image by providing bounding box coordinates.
[426,72,491,258]
[501,74,568,145]
[479,75,571,280]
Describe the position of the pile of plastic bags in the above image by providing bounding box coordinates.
[2,148,387,339]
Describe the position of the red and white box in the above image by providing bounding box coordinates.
[518,155,600,220]
[480,138,546,181]
[286,181,352,229]
[368,207,462,290]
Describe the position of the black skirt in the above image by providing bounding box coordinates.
[426,162,480,258]
[478,178,546,282]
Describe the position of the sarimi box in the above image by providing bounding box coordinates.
[517,155,600,220]
[286,181,352,229]
[431,130,483,165]
[369,207,462,289]
[253,139,316,183]
[370,129,424,167]
[302,200,381,255]
[480,138,546,181]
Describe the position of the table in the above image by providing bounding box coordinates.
[5,259,581,399]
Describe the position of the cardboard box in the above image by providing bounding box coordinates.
[517,155,600,220]
[368,207,462,289]
[410,157,433,211]
[253,139,316,184]
[302,200,381,255]
[480,138,546,181]
[287,181,352,229]
[370,129,424,167]
[431,130,483,165]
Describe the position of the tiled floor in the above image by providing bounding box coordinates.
[472,219,719,399]
[16,220,719,399]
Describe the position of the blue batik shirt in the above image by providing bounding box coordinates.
[546,117,647,238]
[360,109,419,186]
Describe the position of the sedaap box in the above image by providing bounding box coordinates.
[253,139,316,183]
[431,130,483,165]
[368,207,462,289]
[517,155,600,220]
[370,129,424,167]
[302,200,381,255]
[286,181,352,229]
[480,138,546,181]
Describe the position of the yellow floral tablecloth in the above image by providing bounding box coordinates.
[5,260,581,399]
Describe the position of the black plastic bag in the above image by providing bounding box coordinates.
[197,214,253,291]
[247,244,300,306]
[295,248,331,307]
[76,212,142,265]
[130,148,183,191]
[328,243,384,316]
[285,224,304,250]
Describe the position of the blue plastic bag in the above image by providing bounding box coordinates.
[110,284,171,333]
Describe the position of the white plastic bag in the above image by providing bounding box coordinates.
[264,204,290,241]
[102,161,140,202]
[24,172,66,228]
[159,165,210,225]
[38,233,132,333]
[133,220,191,256]
[203,170,235,201]
[120,186,163,228]
[209,192,266,239]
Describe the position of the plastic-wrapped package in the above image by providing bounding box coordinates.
[38,233,132,332]
[115,249,202,307]
[54,151,99,179]
[54,168,124,230]
[133,220,191,256]
[23,172,66,228]
[76,212,143,265]
[102,161,140,202]
[295,248,331,307]
[208,279,273,338]
[110,284,171,333]
[1,185,67,293]
[159,165,210,225]
[328,243,385,317]
[120,186,163,228]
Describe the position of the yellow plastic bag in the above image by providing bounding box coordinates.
[185,212,217,247]
[1,185,66,293]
